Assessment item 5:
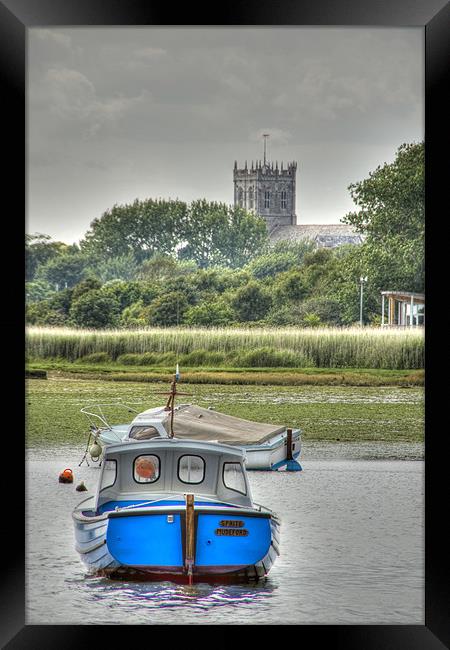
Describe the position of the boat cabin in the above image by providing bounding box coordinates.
[94,438,254,514]
[126,406,171,440]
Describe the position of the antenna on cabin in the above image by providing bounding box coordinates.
[263,133,269,165]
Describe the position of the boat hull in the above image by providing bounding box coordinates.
[73,505,280,583]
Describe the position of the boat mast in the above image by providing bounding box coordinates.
[166,374,177,438]
[156,367,190,438]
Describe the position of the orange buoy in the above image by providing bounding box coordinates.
[59,468,74,483]
[135,457,156,480]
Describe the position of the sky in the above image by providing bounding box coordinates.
[27,27,424,245]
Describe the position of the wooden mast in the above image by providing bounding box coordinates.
[155,369,190,438]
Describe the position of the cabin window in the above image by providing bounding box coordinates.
[129,425,159,440]
[133,454,160,483]
[100,459,117,490]
[223,462,246,495]
[178,455,205,484]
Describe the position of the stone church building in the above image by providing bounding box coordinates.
[233,151,364,249]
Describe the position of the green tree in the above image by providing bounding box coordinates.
[36,251,93,288]
[69,290,120,328]
[247,251,301,280]
[248,239,316,279]
[81,199,187,262]
[26,301,67,326]
[230,281,272,322]
[219,205,269,268]
[343,141,424,246]
[138,254,181,281]
[25,233,69,281]
[326,141,426,323]
[100,280,150,312]
[71,277,103,301]
[119,300,150,328]
[25,280,56,303]
[273,269,310,304]
[271,239,316,264]
[185,300,234,326]
[178,200,268,268]
[147,291,189,326]
[95,253,140,282]
[46,288,74,318]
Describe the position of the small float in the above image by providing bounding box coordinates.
[72,437,280,583]
[80,372,302,472]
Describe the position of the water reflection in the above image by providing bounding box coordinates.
[75,574,277,612]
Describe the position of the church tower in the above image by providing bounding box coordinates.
[233,135,297,231]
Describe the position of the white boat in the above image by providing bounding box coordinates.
[73,437,280,583]
[79,372,302,472]
[82,402,302,471]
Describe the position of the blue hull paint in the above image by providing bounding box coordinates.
[107,513,184,567]
[104,509,272,573]
[196,514,271,567]
[74,507,280,581]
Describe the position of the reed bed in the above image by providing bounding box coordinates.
[26,326,424,370]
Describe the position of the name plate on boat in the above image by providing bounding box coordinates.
[215,528,248,537]
[219,520,245,528]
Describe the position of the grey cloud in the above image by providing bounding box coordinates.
[27,27,423,243]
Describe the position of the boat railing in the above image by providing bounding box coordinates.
[80,402,142,432]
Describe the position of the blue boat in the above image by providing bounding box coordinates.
[73,438,280,584]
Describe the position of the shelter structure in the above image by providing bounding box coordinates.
[381,291,425,327]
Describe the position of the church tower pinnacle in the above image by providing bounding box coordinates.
[233,134,297,231]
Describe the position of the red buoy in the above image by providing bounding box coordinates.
[59,468,74,483]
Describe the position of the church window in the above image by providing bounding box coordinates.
[281,190,287,209]
[238,187,244,207]
[248,187,254,209]
[264,191,270,209]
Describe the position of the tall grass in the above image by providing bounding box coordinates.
[26,326,424,370]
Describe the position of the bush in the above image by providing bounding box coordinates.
[79,352,112,364]
[69,290,120,329]
[235,347,314,368]
[185,301,234,326]
[148,291,189,326]
[230,281,272,322]
[72,278,103,301]
[116,353,158,366]
[301,313,322,328]
[247,251,300,279]
[179,349,226,366]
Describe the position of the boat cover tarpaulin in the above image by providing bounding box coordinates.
[172,405,286,445]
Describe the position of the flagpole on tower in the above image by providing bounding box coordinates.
[263,133,269,165]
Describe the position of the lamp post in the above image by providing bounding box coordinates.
[359,276,368,326]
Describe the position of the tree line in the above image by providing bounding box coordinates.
[26,142,424,329]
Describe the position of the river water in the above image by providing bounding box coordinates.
[26,442,424,625]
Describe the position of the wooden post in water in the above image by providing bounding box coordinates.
[286,428,293,461]
[185,493,195,585]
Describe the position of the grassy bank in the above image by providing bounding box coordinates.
[26,362,424,387]
[26,326,424,370]
[26,376,424,447]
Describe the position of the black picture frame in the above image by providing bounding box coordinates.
[3,0,448,646]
